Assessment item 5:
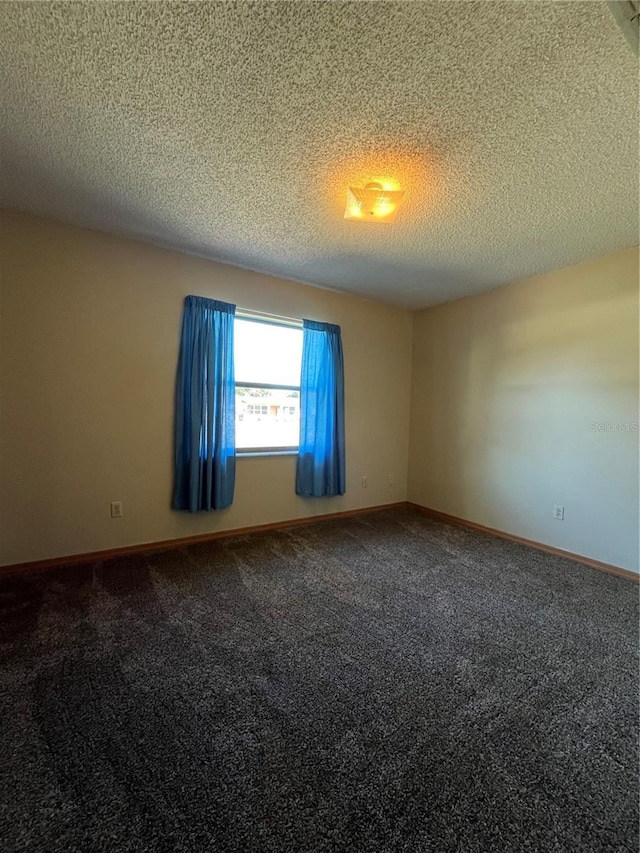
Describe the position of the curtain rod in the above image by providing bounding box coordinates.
[236,308,303,328]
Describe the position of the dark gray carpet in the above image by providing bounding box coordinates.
[0,507,637,852]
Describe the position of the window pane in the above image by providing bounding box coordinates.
[235,387,300,449]
[234,319,302,386]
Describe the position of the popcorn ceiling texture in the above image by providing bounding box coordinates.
[0,1,637,309]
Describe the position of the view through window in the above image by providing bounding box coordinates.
[234,316,303,451]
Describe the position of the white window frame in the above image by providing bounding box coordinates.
[234,310,302,456]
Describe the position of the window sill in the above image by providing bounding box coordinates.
[236,450,298,458]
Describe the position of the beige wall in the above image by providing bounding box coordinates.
[2,210,637,573]
[0,210,413,565]
[408,247,640,573]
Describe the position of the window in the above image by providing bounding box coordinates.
[234,315,303,452]
[246,404,268,416]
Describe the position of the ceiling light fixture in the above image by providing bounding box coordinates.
[344,181,405,223]
[607,1,639,55]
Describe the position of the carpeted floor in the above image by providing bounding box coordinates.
[0,507,637,853]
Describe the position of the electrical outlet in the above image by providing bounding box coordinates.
[388,474,394,486]
[361,475,368,488]
[110,501,123,519]
[553,505,564,521]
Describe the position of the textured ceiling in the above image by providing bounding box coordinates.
[1,1,638,309]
